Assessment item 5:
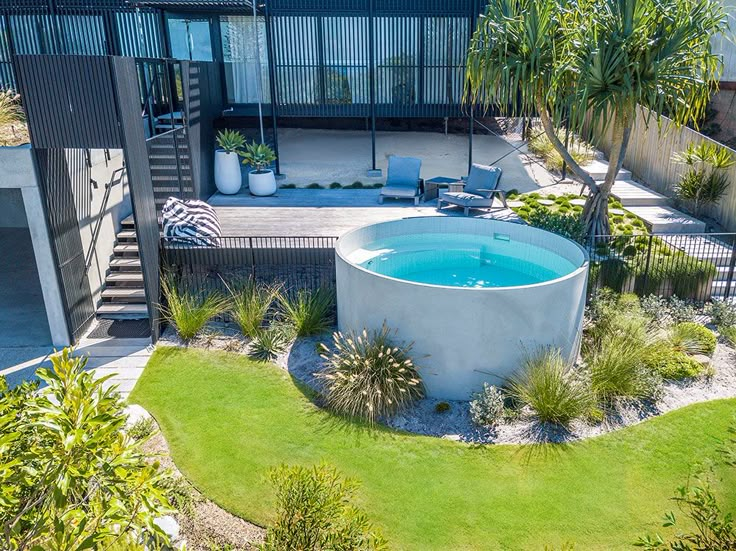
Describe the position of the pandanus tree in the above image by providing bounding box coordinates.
[465,0,727,237]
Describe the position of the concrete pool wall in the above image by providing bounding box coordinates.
[335,217,589,400]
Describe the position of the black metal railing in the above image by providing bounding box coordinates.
[161,231,736,309]
[161,235,338,297]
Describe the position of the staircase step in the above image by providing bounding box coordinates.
[117,230,137,241]
[583,159,632,181]
[113,244,139,255]
[110,258,141,270]
[660,235,734,266]
[102,288,146,302]
[610,179,669,207]
[97,303,149,320]
[106,272,143,284]
[626,206,706,234]
[121,215,135,228]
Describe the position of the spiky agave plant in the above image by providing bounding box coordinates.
[316,324,424,424]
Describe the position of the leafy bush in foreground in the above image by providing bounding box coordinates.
[160,274,228,341]
[279,287,335,336]
[508,348,593,426]
[469,383,506,427]
[706,299,736,328]
[642,342,704,380]
[228,278,280,337]
[586,331,661,403]
[667,322,717,356]
[0,348,171,550]
[316,325,424,424]
[260,464,387,551]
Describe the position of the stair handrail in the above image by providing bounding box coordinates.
[84,166,127,276]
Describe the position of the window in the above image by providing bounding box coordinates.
[220,15,270,104]
[167,16,213,62]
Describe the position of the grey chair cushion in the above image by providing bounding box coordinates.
[440,191,493,207]
[465,164,502,195]
[387,155,422,187]
[382,184,420,198]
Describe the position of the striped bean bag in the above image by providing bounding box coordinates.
[162,197,222,246]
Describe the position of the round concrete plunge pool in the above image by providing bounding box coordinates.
[335,217,589,400]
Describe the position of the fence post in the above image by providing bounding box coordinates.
[725,234,736,301]
[249,237,256,280]
[641,234,654,295]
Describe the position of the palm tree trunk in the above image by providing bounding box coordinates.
[535,96,598,193]
[582,111,632,237]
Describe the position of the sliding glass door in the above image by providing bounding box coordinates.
[166,15,214,62]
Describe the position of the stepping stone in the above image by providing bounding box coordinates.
[583,159,632,181]
[611,179,669,207]
[507,200,525,208]
[626,206,706,234]
[538,199,555,206]
[570,198,587,206]
[610,208,626,216]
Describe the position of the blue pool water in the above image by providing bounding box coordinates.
[352,233,577,288]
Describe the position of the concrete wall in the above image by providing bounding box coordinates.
[335,217,589,400]
[68,149,131,306]
[0,189,28,228]
[0,146,70,346]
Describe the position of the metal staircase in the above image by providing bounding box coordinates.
[97,215,149,320]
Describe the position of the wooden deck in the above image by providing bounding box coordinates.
[208,189,520,237]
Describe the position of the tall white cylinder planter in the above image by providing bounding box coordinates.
[248,169,277,196]
[214,150,242,194]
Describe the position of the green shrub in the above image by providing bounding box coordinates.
[280,183,297,189]
[329,182,343,189]
[227,278,280,337]
[127,416,156,441]
[526,209,585,243]
[345,181,365,189]
[316,325,424,424]
[0,349,171,550]
[279,287,335,336]
[720,325,736,347]
[469,383,505,427]
[527,129,594,171]
[668,322,717,356]
[160,274,228,341]
[372,183,384,188]
[435,401,451,414]
[642,342,704,380]
[260,463,387,551]
[307,183,324,189]
[250,323,294,360]
[706,299,736,327]
[586,291,649,346]
[586,331,660,403]
[160,474,197,517]
[508,348,593,426]
[641,295,698,325]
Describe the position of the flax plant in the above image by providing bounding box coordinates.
[316,325,424,424]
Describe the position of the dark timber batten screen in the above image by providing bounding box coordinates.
[15,54,163,341]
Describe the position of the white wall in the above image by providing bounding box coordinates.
[714,0,736,82]
[68,149,131,306]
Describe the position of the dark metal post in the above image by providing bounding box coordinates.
[264,1,281,175]
[642,234,654,295]
[724,235,736,300]
[368,0,377,172]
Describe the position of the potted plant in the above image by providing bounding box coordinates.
[214,129,246,194]
[241,141,277,196]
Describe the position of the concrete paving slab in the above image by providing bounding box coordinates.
[627,206,706,234]
[611,179,669,207]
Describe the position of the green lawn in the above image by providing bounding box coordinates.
[130,346,736,550]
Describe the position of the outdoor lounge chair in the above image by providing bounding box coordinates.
[379,156,424,205]
[437,164,505,216]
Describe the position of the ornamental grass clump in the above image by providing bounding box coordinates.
[227,278,280,337]
[316,325,424,424]
[667,322,717,356]
[160,274,228,341]
[586,331,661,403]
[280,287,335,336]
[508,348,593,427]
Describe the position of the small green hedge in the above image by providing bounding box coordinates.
[642,343,704,380]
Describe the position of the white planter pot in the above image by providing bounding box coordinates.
[214,150,242,194]
[248,169,277,196]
